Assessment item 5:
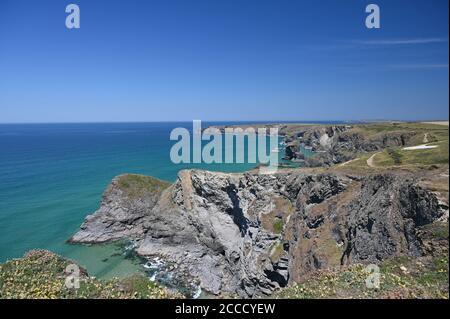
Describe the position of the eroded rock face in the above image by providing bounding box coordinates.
[71,170,445,297]
[341,175,442,265]
[69,174,169,243]
[281,125,419,167]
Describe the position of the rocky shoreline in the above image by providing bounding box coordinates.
[70,168,448,297]
[68,123,449,298]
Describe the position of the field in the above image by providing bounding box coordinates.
[340,122,449,169]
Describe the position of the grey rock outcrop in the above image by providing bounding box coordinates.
[70,174,169,243]
[279,124,421,166]
[71,170,445,297]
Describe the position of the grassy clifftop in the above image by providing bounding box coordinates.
[114,174,171,198]
[0,250,181,299]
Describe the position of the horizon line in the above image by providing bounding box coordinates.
[0,119,449,125]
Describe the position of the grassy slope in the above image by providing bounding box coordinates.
[374,140,449,167]
[340,122,449,170]
[0,250,182,299]
[115,174,171,198]
[274,254,448,299]
[275,222,449,299]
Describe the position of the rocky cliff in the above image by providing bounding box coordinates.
[284,125,426,167]
[308,131,421,167]
[70,169,447,297]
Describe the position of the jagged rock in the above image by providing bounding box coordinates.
[279,125,420,167]
[340,174,442,264]
[71,170,445,297]
[69,174,170,243]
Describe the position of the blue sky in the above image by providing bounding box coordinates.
[0,0,448,122]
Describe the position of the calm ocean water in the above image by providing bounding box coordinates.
[0,122,291,278]
[0,121,351,278]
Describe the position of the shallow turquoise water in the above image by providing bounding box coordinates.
[0,122,286,278]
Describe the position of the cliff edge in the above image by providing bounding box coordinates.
[70,169,448,297]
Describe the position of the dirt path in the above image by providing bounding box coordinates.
[339,158,359,167]
[403,144,438,150]
[367,152,380,168]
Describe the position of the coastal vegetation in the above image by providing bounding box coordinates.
[274,220,449,299]
[374,141,449,167]
[274,253,448,299]
[308,122,450,171]
[116,174,171,198]
[0,250,181,299]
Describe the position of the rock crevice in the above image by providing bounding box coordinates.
[71,170,445,297]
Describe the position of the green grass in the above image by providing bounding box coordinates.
[354,122,448,135]
[116,174,171,198]
[260,196,294,234]
[351,122,448,146]
[387,148,403,164]
[401,141,449,165]
[321,122,448,172]
[0,250,181,299]
[273,219,284,234]
[336,122,448,169]
[374,140,449,167]
[274,253,449,299]
[416,256,449,288]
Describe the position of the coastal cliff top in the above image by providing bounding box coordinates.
[0,250,181,299]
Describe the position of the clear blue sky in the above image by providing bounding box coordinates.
[0,0,448,123]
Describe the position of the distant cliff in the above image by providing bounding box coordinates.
[206,122,434,167]
[283,125,432,167]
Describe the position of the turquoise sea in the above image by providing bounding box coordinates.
[0,121,354,280]
[0,122,291,279]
